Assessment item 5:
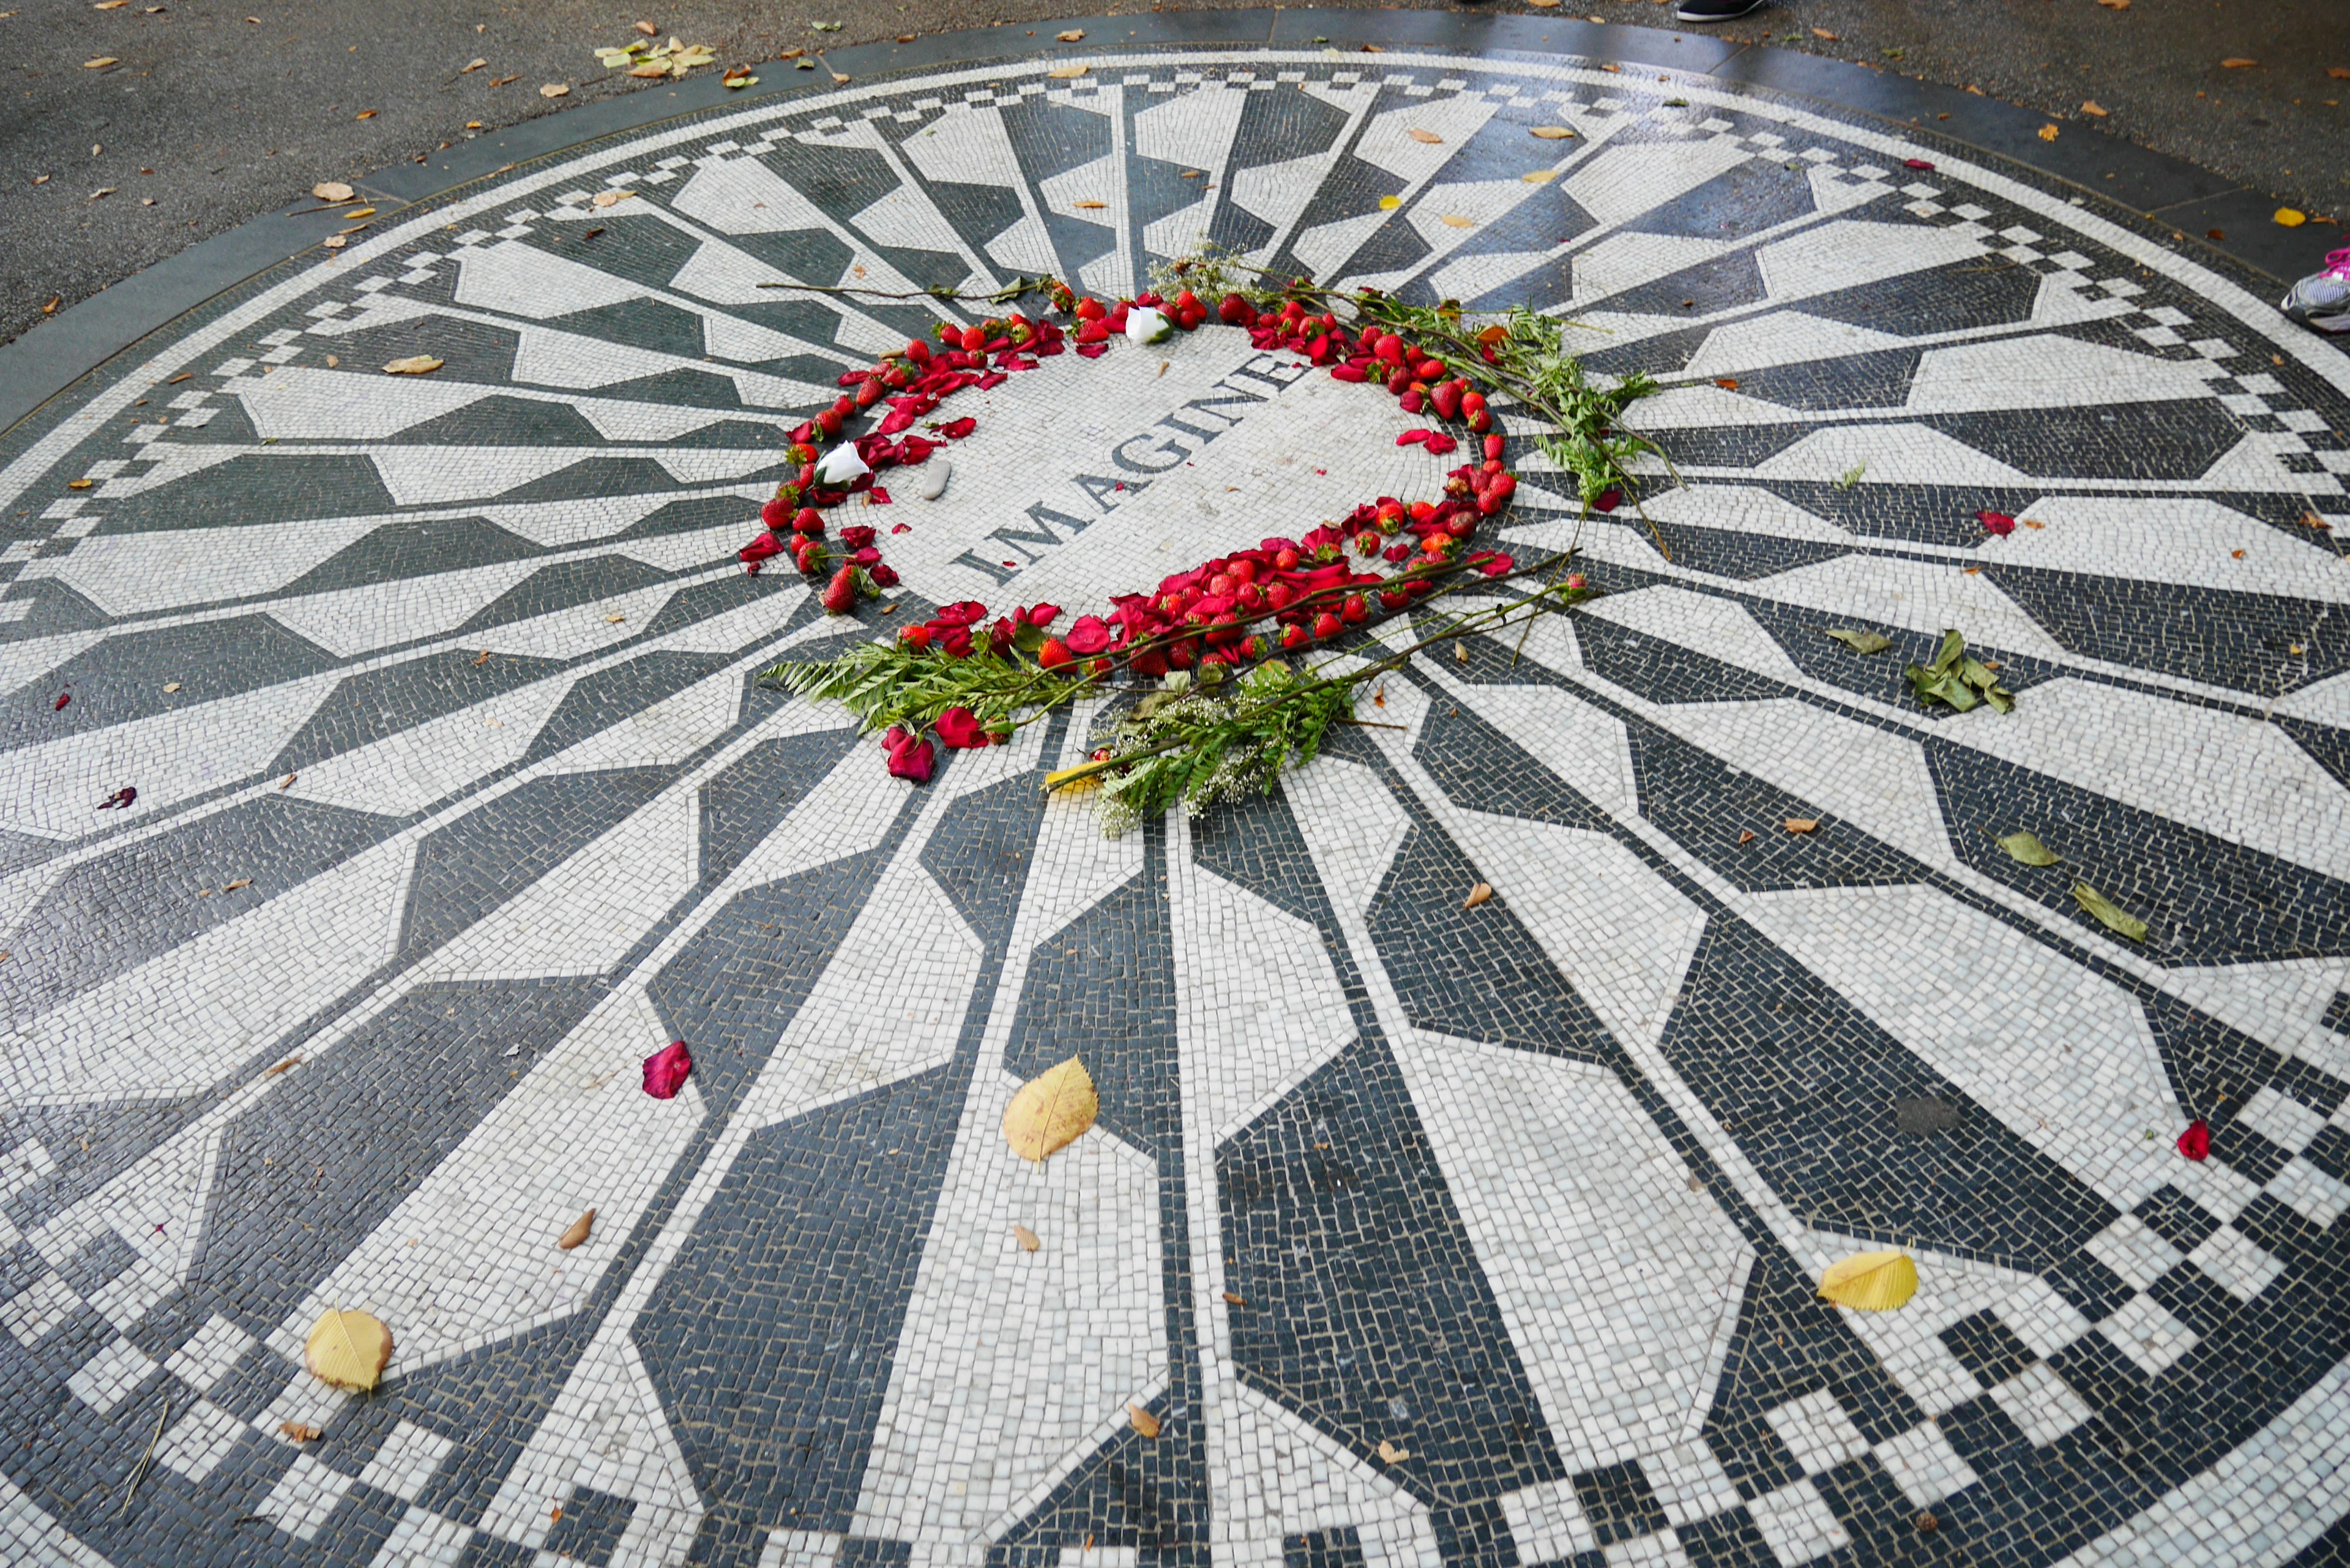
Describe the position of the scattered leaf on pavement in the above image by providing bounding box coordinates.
[83,57,119,69]
[591,189,632,207]
[2332,66,2350,79]
[1378,194,1402,210]
[1530,125,1574,138]
[1818,1250,1917,1310]
[1407,127,1444,143]
[1905,628,2014,714]
[461,57,485,72]
[489,74,518,85]
[2072,882,2147,941]
[223,878,252,891]
[1057,28,1084,40]
[163,681,181,691]
[279,773,296,790]
[1046,63,1086,78]
[1737,829,1756,845]
[2207,227,2226,241]
[558,1210,595,1250]
[2275,208,2307,226]
[1810,27,1839,39]
[1463,882,1493,909]
[263,1056,300,1077]
[355,109,376,119]
[2081,100,2108,116]
[1072,199,1106,209]
[1223,1291,1246,1305]
[304,1309,393,1392]
[1013,1224,1040,1252]
[2096,0,2128,9]
[1002,1057,1098,1162]
[1784,818,1818,834]
[1520,169,1558,184]
[635,18,657,33]
[2220,57,2256,67]
[342,206,375,218]
[1130,1405,1162,1439]
[323,234,348,250]
[2038,123,2059,141]
[67,478,92,490]
[1438,213,1475,228]
[1995,829,2060,866]
[541,82,570,96]
[1821,627,1890,654]
[278,1422,322,1441]
[1714,376,1740,389]
[384,356,443,375]
[1377,1439,1411,1463]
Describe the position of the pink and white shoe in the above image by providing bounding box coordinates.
[2282,245,2350,335]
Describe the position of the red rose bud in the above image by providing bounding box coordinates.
[821,565,859,614]
[887,733,936,783]
[793,507,826,536]
[901,624,933,650]
[1399,390,1425,414]
[2178,1119,2210,1161]
[643,1040,693,1099]
[936,706,991,749]
[871,562,900,587]
[1483,433,1505,461]
[1565,573,1587,589]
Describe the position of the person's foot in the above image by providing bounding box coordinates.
[1673,0,1768,20]
[2281,245,2350,335]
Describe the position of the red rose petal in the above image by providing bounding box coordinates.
[2177,1119,2210,1161]
[868,487,892,505]
[1903,158,1936,171]
[642,1040,693,1099]
[1979,510,2016,536]
[936,706,991,749]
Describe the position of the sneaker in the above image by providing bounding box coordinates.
[2281,245,2350,335]
[1674,0,1768,18]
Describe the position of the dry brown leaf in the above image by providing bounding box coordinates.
[163,681,181,690]
[1783,818,1818,835]
[605,613,627,624]
[2303,513,2332,530]
[1438,213,1475,228]
[2022,519,2045,530]
[95,2,130,9]
[777,48,804,58]
[279,772,297,790]
[1222,1291,1246,1305]
[1520,168,1558,184]
[278,1422,322,1441]
[829,72,849,84]
[263,1056,300,1077]
[1463,882,1494,909]
[558,1209,595,1250]
[461,57,486,72]
[304,1308,393,1392]
[1046,63,1087,78]
[1714,376,1740,390]
[342,206,376,218]
[1529,125,1574,138]
[1002,1057,1099,1162]
[1477,323,1509,346]
[1360,42,1387,53]
[2220,57,2256,68]
[384,356,444,375]
[540,82,570,97]
[2096,0,2128,9]
[323,234,348,250]
[223,878,253,890]
[490,73,518,85]
[2207,227,2226,241]
[1128,1405,1162,1439]
[1527,0,1561,7]
[1454,640,1470,663]
[591,189,633,207]
[474,649,492,665]
[2081,100,2108,116]
[1810,26,1838,39]
[67,479,92,491]
[1407,127,1444,144]
[2038,123,2059,141]
[1598,62,1620,72]
[1738,829,1756,845]
[635,18,657,33]
[1013,1223,1040,1252]
[1056,28,1084,40]
[355,109,376,119]
[2331,66,2350,79]
[83,57,120,69]
[629,61,668,77]
[1377,1439,1410,1463]
[2231,548,2245,559]
[1072,199,1106,209]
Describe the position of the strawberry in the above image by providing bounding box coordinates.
[1355,530,1382,557]
[1414,359,1445,381]
[1273,547,1300,572]
[817,408,843,438]
[1037,637,1073,668]
[1431,382,1462,422]
[905,338,932,365]
[1374,333,1405,365]
[761,496,793,530]
[1379,586,1411,610]
[901,624,933,650]
[1280,622,1310,649]
[960,324,988,353]
[1076,297,1106,321]
[1228,558,1258,584]
[1386,366,1412,396]
[1265,581,1296,611]
[1312,610,1343,639]
[821,564,859,614]
[795,539,827,573]
[793,506,825,536]
[1340,592,1368,624]
[1483,433,1504,461]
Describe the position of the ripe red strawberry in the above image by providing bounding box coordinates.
[761,497,793,530]
[793,507,825,536]
[817,408,843,438]
[821,565,859,614]
[1280,623,1310,649]
[901,624,933,650]
[1484,433,1504,461]
[1076,297,1106,321]
[856,377,886,408]
[1273,547,1300,572]
[1431,382,1462,422]
[1265,581,1295,611]
[1355,530,1381,557]
[905,338,931,365]
[1312,610,1342,638]
[1375,334,1405,365]
[960,324,988,352]
[1037,637,1073,669]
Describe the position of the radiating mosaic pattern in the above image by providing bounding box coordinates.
[2,42,2349,1568]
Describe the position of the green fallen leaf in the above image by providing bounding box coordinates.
[1821,627,1891,655]
[1835,462,1866,490]
[1994,829,2059,866]
[796,57,816,67]
[1905,628,2013,714]
[2072,882,2147,941]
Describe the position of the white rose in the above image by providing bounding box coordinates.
[815,444,871,485]
[1124,306,1173,346]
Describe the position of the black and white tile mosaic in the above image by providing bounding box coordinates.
[0,34,2346,1568]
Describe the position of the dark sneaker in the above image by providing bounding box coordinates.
[2281,245,2350,335]
[1674,0,1768,18]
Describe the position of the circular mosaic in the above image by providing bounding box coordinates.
[2,39,2349,1568]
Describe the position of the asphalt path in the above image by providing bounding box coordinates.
[4,0,2344,353]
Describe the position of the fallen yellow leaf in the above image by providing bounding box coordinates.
[629,61,667,77]
[2038,123,2059,141]
[1222,1291,1246,1305]
[1002,1056,1099,1162]
[1783,818,1818,835]
[342,206,375,218]
[1407,127,1443,144]
[1057,28,1084,40]
[223,877,252,890]
[2081,100,2108,116]
[83,56,119,69]
[67,478,93,491]
[461,57,486,72]
[1046,63,1087,78]
[323,234,348,250]
[304,1308,393,1392]
[1810,26,1839,39]
[278,1421,322,1441]
[1072,199,1106,209]
[1714,376,1740,389]
[1527,0,1561,7]
[1129,1405,1161,1439]
[1818,1250,1917,1311]
[384,356,444,375]
[1438,213,1475,228]
[1463,882,1493,909]
[2332,66,2350,79]
[163,682,181,692]
[1529,125,1575,138]
[1013,1224,1040,1252]
[635,18,657,34]
[559,1209,595,1250]
[95,2,130,9]
[1521,169,1559,184]
[591,189,633,207]
[1378,194,1403,210]
[605,613,627,624]
[2096,0,2128,9]
[1377,1439,1411,1463]
[354,108,376,119]
[2276,207,2308,227]
[541,82,570,97]
[2220,56,2256,68]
